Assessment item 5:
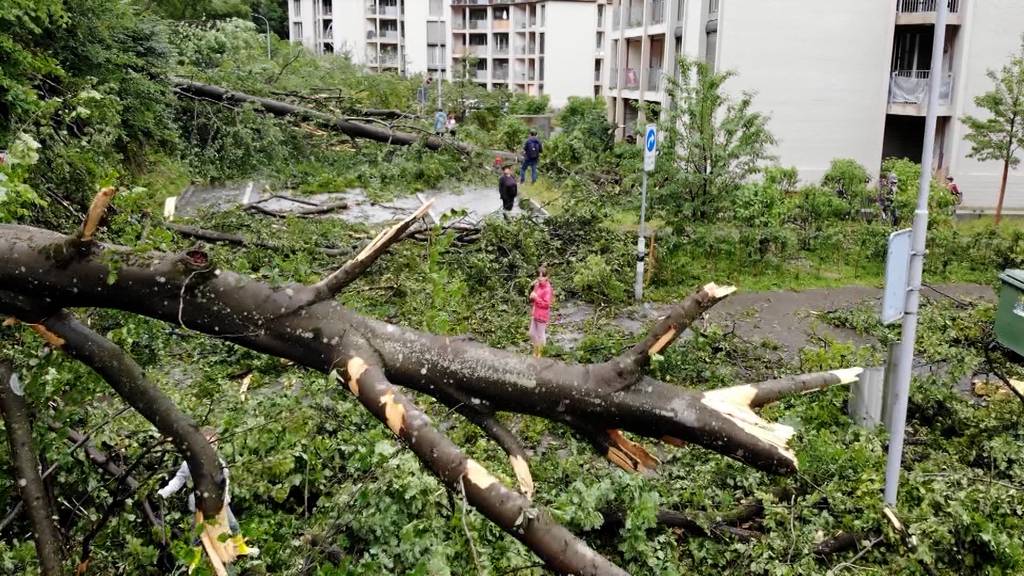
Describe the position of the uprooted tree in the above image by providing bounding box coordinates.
[0,191,863,575]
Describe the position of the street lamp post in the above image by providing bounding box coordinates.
[253,14,272,59]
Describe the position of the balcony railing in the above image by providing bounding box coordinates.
[474,69,489,81]
[493,19,510,31]
[469,19,487,29]
[610,68,618,88]
[628,5,644,27]
[380,53,399,66]
[452,19,466,29]
[896,0,960,14]
[650,0,665,24]
[624,68,639,89]
[379,29,400,41]
[889,70,953,104]
[493,45,510,56]
[494,68,509,80]
[467,44,487,56]
[646,67,662,91]
[379,5,399,17]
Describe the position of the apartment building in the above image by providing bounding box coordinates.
[289,0,599,106]
[604,0,1024,209]
[288,0,451,76]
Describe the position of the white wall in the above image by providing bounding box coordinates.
[404,0,428,75]
[544,1,599,107]
[291,0,317,49]
[335,0,366,62]
[717,0,895,183]
[949,0,1024,209]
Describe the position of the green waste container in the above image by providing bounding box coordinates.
[996,269,1024,356]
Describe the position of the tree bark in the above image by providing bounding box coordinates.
[0,223,859,573]
[996,157,1010,225]
[172,78,473,154]
[0,364,62,576]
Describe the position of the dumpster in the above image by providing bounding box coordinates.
[995,269,1024,356]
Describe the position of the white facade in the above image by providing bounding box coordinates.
[602,0,1024,209]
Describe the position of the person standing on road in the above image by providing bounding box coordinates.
[520,129,543,185]
[498,165,518,213]
[528,265,553,358]
[433,109,447,135]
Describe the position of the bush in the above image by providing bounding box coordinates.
[495,115,530,152]
[822,158,872,217]
[571,254,627,304]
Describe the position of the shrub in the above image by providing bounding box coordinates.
[572,254,627,304]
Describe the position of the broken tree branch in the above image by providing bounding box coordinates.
[22,310,226,518]
[339,339,626,576]
[172,78,473,154]
[162,222,351,257]
[245,199,350,218]
[0,364,62,576]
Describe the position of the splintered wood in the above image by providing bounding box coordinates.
[701,385,798,468]
[81,187,117,241]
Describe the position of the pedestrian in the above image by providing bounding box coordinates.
[433,109,447,135]
[498,164,518,213]
[946,176,962,208]
[520,129,543,185]
[528,265,553,358]
[157,427,258,565]
[447,115,458,138]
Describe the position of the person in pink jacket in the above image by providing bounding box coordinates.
[528,264,553,357]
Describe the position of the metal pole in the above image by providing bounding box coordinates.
[883,0,947,507]
[634,169,648,302]
[254,14,272,59]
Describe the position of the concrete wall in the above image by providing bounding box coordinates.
[545,1,599,107]
[405,0,428,75]
[335,0,366,62]
[290,0,318,50]
[717,0,895,183]
[948,0,1024,209]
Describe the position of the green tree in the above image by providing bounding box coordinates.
[962,38,1024,224]
[660,57,776,220]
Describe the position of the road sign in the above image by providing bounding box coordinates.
[881,228,912,324]
[643,124,657,172]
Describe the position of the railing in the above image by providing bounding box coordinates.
[494,68,509,80]
[493,45,510,56]
[628,4,644,27]
[493,19,510,31]
[650,0,665,24]
[380,53,399,66]
[379,5,399,17]
[896,0,960,13]
[379,29,400,41]
[474,69,489,80]
[889,70,954,104]
[624,67,639,89]
[467,44,488,56]
[646,67,662,91]
[469,19,487,29]
[610,68,618,88]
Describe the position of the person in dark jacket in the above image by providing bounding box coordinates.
[498,165,518,212]
[520,130,543,184]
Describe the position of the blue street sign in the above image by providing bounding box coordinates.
[643,124,657,172]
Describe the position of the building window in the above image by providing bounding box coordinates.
[597,4,605,27]
[677,0,685,19]
[429,0,443,17]
[293,0,301,17]
[292,22,303,40]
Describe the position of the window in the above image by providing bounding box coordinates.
[292,22,303,39]
[429,0,443,17]
[427,21,446,44]
[597,5,605,26]
[293,0,301,17]
[677,0,685,18]
[596,31,604,50]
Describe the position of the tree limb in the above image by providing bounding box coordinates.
[0,363,62,576]
[162,222,351,257]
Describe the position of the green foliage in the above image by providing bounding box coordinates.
[658,57,776,221]
[494,115,530,152]
[882,157,954,227]
[822,158,872,216]
[572,254,628,304]
[962,38,1024,170]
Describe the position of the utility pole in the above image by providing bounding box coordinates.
[883,0,948,507]
[253,13,272,59]
[635,124,657,302]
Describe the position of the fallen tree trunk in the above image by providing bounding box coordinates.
[172,78,473,154]
[0,211,860,573]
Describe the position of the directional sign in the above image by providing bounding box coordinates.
[643,124,657,172]
[881,228,912,324]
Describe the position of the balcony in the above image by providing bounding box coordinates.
[474,69,489,81]
[624,68,639,89]
[896,0,962,24]
[494,68,509,81]
[378,29,400,42]
[610,67,618,88]
[379,53,399,67]
[650,0,665,24]
[379,5,400,17]
[627,5,644,27]
[469,19,487,30]
[888,70,954,115]
[465,44,487,56]
[493,19,510,31]
[452,19,466,30]
[493,44,510,56]
[646,67,662,91]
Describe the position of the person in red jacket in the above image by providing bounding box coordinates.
[528,264,553,358]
